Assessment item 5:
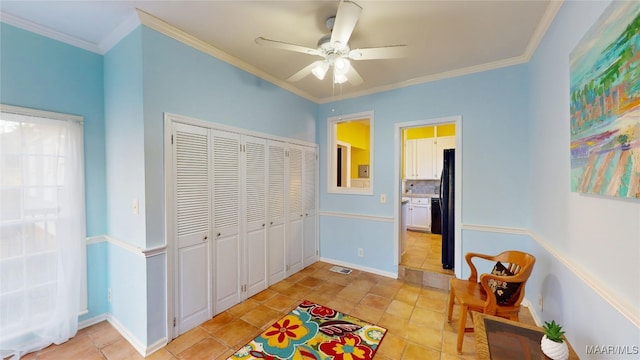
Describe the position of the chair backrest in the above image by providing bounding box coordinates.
[478,250,536,314]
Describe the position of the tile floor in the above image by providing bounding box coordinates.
[20,261,536,360]
[401,230,454,275]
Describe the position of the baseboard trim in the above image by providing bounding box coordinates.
[319,257,398,279]
[107,315,146,357]
[78,314,108,330]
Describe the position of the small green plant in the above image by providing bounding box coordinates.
[543,320,566,343]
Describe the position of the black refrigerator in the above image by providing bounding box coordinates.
[440,149,455,269]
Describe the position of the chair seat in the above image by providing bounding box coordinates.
[450,278,520,316]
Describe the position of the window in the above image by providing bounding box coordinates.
[0,105,85,357]
[327,111,373,194]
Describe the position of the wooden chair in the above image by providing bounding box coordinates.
[446,250,536,354]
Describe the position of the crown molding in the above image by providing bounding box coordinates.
[98,11,140,54]
[0,11,101,54]
[522,0,564,61]
[318,54,530,104]
[135,9,320,104]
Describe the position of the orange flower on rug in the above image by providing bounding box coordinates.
[228,300,387,360]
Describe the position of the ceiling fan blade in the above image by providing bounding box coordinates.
[330,0,362,45]
[255,37,320,56]
[349,45,409,60]
[346,65,364,86]
[287,61,323,82]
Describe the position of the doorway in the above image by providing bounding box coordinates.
[394,116,462,278]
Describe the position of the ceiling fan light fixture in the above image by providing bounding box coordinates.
[334,57,350,73]
[334,72,348,84]
[312,61,329,80]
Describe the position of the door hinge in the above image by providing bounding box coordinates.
[173,317,176,327]
[171,134,174,144]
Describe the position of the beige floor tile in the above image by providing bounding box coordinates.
[200,312,235,335]
[176,337,228,360]
[262,293,298,312]
[226,299,261,318]
[385,299,415,320]
[146,348,177,360]
[165,327,209,355]
[86,321,123,348]
[349,303,384,324]
[360,293,392,310]
[409,307,445,330]
[214,319,259,348]
[37,334,103,360]
[376,332,407,359]
[336,286,368,303]
[250,288,277,302]
[101,339,143,360]
[405,324,443,351]
[239,304,280,329]
[402,342,441,360]
[296,275,325,288]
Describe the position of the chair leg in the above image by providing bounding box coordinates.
[447,288,455,322]
[457,305,468,354]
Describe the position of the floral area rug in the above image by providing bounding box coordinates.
[228,300,387,360]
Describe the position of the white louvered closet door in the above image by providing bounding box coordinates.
[172,123,212,336]
[302,146,318,267]
[267,141,286,284]
[243,136,267,298]
[287,145,304,275]
[211,130,241,313]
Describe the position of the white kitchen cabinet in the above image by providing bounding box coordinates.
[405,136,456,179]
[405,138,433,179]
[407,197,431,231]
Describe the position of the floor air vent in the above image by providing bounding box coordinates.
[329,266,352,275]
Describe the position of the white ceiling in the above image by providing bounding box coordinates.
[0,1,561,103]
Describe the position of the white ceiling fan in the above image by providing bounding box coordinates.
[255,0,408,86]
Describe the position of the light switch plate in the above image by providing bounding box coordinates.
[380,194,387,203]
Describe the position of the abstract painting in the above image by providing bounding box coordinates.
[570,1,640,198]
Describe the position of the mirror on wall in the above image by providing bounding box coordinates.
[327,111,373,194]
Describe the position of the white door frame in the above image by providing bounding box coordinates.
[393,115,463,278]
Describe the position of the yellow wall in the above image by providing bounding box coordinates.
[337,120,370,178]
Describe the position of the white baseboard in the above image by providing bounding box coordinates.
[78,314,108,330]
[106,315,146,357]
[319,257,398,279]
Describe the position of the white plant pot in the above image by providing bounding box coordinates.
[541,335,569,360]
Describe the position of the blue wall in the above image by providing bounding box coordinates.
[0,23,108,323]
[526,0,640,352]
[318,66,531,273]
[0,23,106,237]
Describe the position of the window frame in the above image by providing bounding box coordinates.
[0,104,87,316]
[326,110,374,195]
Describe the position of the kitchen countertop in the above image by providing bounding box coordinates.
[402,193,440,202]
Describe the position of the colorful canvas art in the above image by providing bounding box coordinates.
[570,1,640,198]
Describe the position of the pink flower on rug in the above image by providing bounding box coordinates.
[299,300,337,319]
[319,333,374,360]
[309,305,337,319]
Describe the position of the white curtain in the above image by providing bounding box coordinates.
[0,108,85,359]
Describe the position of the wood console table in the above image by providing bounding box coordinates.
[473,312,580,359]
